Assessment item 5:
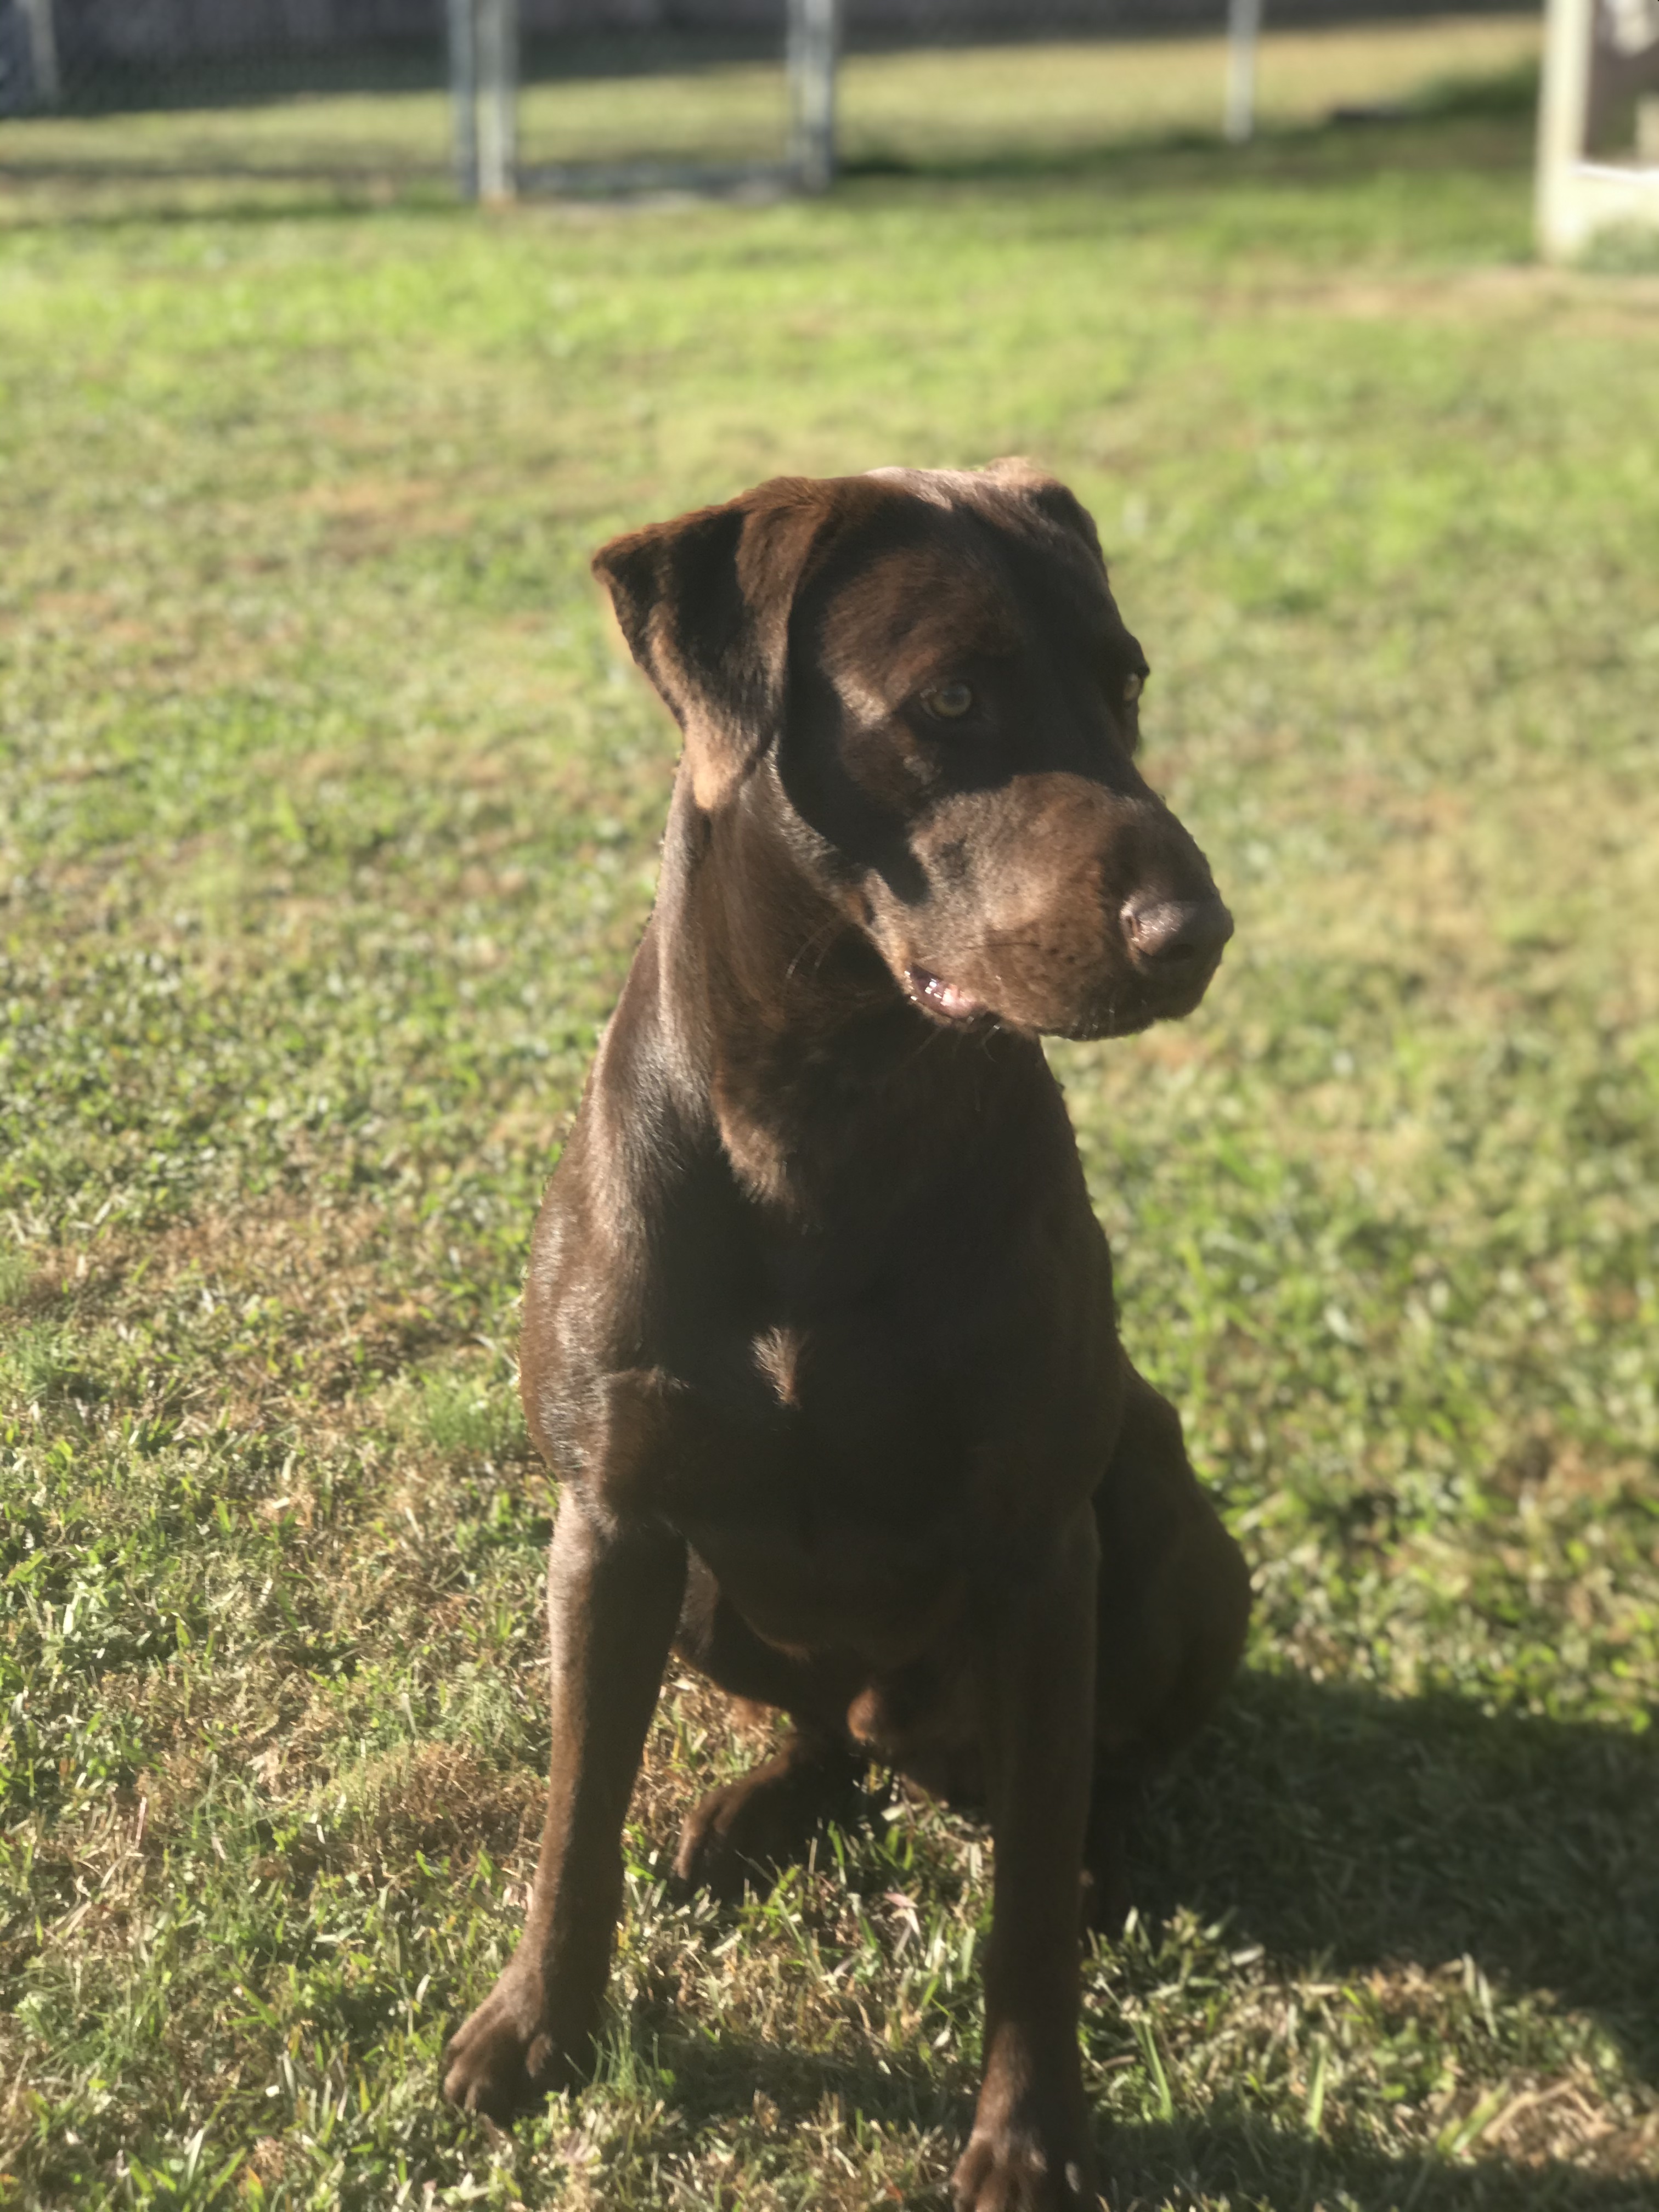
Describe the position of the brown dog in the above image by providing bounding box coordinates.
[442,462,1251,2210]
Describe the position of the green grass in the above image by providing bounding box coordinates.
[3,24,1658,2210]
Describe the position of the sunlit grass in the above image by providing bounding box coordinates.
[837,18,1542,168]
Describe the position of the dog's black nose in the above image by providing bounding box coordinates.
[1120,893,1234,973]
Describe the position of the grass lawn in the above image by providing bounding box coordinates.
[3,25,1658,2210]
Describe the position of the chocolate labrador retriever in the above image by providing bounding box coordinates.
[442,461,1250,2210]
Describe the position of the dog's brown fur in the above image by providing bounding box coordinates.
[442,462,1251,2211]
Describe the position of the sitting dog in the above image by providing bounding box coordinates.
[442,461,1251,2211]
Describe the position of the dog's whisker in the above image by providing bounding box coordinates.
[782,911,849,990]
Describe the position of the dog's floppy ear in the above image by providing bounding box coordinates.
[983,455,1105,566]
[592,481,828,811]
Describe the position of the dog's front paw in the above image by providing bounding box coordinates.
[442,1963,578,2121]
[951,2119,1100,2212]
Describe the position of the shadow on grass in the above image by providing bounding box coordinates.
[622,1667,1655,2205]
[637,2027,1652,2211]
[0,177,465,230]
[837,106,1535,190]
[0,93,1537,234]
[1142,1671,1659,2080]
[1102,2110,1656,2210]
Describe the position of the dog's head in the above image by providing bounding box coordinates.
[594,462,1232,1041]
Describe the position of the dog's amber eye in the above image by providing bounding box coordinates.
[922,682,974,720]
[1122,672,1146,706]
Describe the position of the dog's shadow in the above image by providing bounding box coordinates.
[637,1669,1657,2208]
[1139,1668,1659,2079]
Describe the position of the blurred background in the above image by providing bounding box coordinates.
[0,1,1561,200]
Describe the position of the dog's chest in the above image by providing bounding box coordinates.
[659,1305,1053,1662]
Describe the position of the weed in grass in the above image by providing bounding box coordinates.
[409,1364,528,1470]
[0,1244,36,1310]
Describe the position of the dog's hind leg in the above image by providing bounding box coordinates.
[1081,1764,1138,1937]
[673,1724,864,1895]
[669,1554,865,1895]
[1085,1367,1251,1930]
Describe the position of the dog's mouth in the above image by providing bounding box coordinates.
[904,962,1221,1042]
[900,935,1225,1038]
[904,966,990,1025]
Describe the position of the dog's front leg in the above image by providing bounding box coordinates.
[955,1504,1101,2212]
[443,1492,686,2120]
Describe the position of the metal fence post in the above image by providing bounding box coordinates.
[20,0,61,108]
[447,0,479,201]
[1225,0,1262,144]
[788,0,839,193]
[476,0,518,203]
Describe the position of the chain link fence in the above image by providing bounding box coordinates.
[0,1,456,199]
[0,3,806,201]
[1,1,1544,214]
[0,2,454,114]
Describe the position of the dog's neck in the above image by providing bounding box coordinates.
[653,766,1039,1226]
